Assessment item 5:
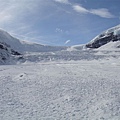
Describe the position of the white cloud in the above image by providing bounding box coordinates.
[0,0,48,24]
[73,4,114,18]
[54,0,70,4]
[90,8,114,18]
[73,5,88,14]
[65,40,70,44]
[55,28,63,33]
[0,11,12,22]
[0,1,47,32]
[55,28,70,35]
[0,1,30,24]
[54,0,114,18]
[0,5,15,23]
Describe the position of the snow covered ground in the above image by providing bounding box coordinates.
[0,58,120,120]
[0,26,120,119]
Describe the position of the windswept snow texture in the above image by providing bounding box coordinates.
[0,59,120,120]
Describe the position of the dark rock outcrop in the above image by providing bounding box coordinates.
[86,25,120,48]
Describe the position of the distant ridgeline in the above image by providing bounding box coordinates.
[86,25,120,48]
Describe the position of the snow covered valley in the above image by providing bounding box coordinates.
[1,25,120,119]
[0,59,120,120]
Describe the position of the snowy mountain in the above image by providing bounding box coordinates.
[0,29,66,53]
[0,29,67,64]
[86,24,120,48]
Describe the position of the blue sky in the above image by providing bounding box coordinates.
[0,0,120,46]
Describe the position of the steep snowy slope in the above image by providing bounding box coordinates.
[0,29,67,64]
[97,41,120,51]
[0,29,66,53]
[86,24,120,48]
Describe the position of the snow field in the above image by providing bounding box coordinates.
[0,60,120,120]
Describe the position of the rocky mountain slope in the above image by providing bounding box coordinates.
[0,41,21,64]
[86,24,120,48]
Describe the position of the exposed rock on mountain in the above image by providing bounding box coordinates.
[86,24,120,48]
